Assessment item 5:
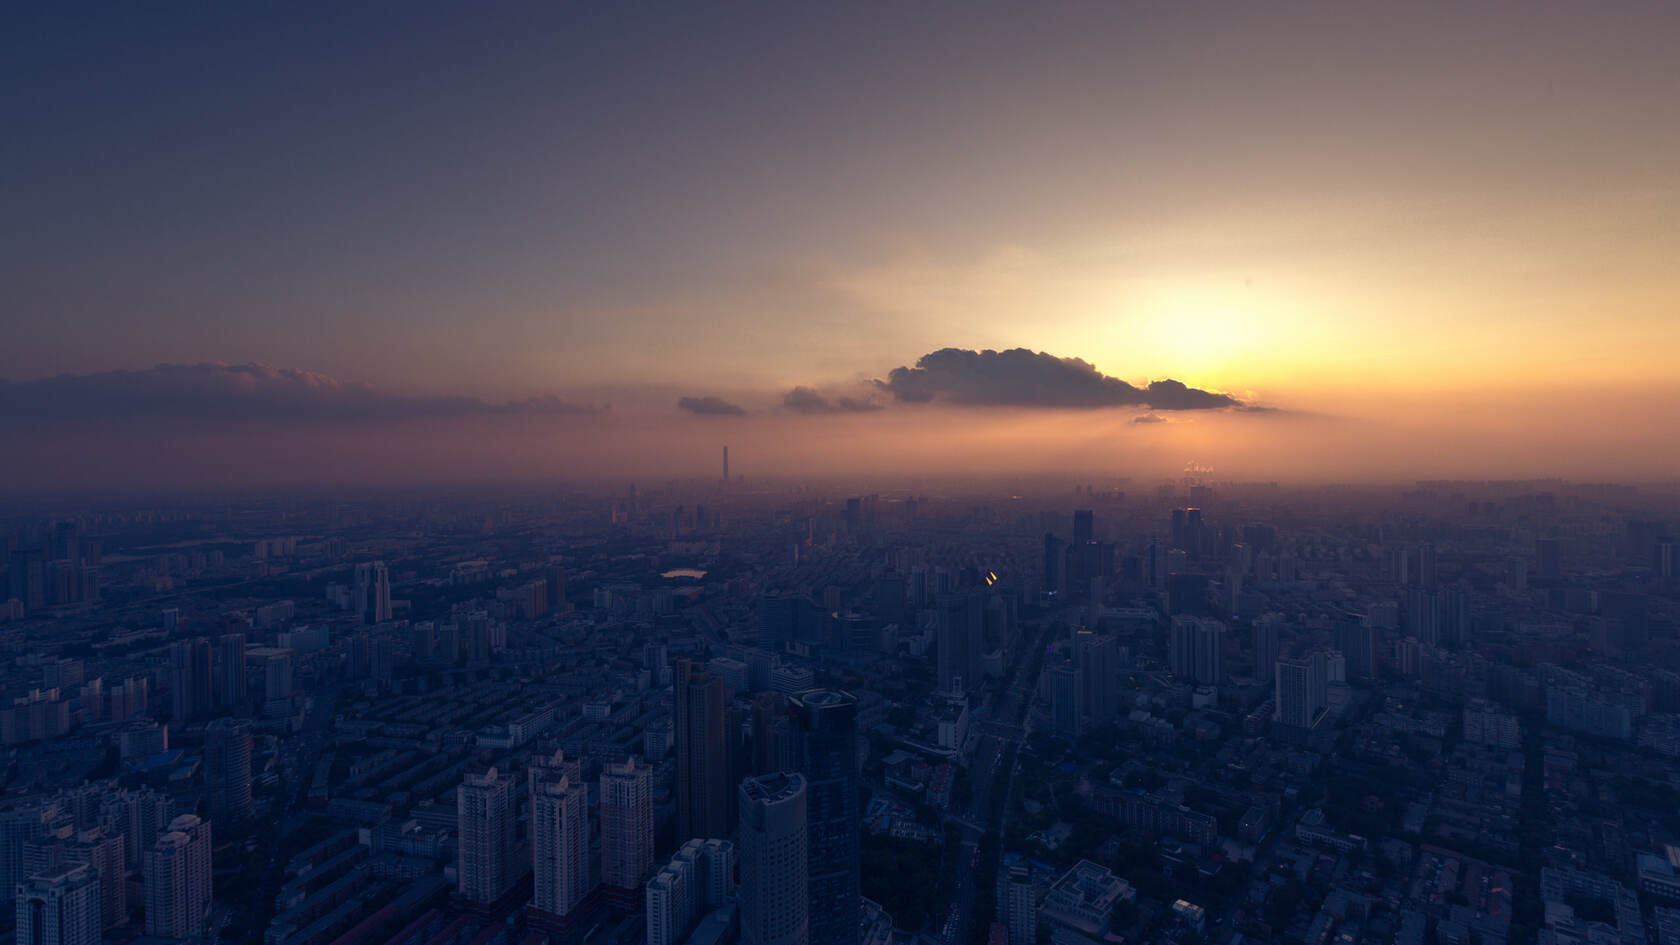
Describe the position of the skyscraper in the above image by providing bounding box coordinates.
[1252,615,1282,684]
[738,773,809,945]
[1006,865,1036,945]
[203,717,253,826]
[936,592,982,694]
[16,864,101,945]
[457,767,516,904]
[144,814,211,939]
[1074,630,1119,723]
[1072,509,1094,546]
[1332,618,1375,680]
[532,775,592,918]
[723,445,730,482]
[1274,654,1328,729]
[372,562,392,623]
[600,758,654,902]
[1168,616,1224,686]
[168,639,212,722]
[791,691,859,945]
[216,633,247,712]
[751,692,797,776]
[675,660,733,842]
[1049,662,1083,739]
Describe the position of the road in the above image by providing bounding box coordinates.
[943,616,1051,945]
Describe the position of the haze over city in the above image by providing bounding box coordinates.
[5,4,1678,487]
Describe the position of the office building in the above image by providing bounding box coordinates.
[202,717,253,826]
[216,633,246,712]
[1275,654,1328,729]
[791,691,859,945]
[675,660,734,842]
[1168,616,1224,686]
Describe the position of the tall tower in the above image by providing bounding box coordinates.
[457,768,515,904]
[674,660,733,842]
[791,691,859,945]
[723,446,730,482]
[372,562,392,623]
[16,864,101,945]
[203,718,253,826]
[600,758,653,900]
[1006,865,1036,945]
[144,815,211,939]
[168,639,212,722]
[532,776,591,918]
[738,774,809,945]
[216,633,247,712]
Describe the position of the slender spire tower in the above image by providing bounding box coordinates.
[723,445,730,482]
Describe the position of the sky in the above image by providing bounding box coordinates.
[3,3,1678,487]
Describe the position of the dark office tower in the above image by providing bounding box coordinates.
[1405,588,1440,647]
[751,693,797,776]
[875,574,907,630]
[1168,616,1223,686]
[1418,543,1438,589]
[1043,533,1065,595]
[790,691,859,945]
[1049,661,1083,738]
[935,593,981,694]
[759,596,799,650]
[1332,618,1375,680]
[723,446,730,482]
[1073,510,1094,546]
[169,639,212,722]
[1535,538,1562,581]
[1073,630,1119,723]
[738,774,809,945]
[216,634,247,712]
[202,718,253,826]
[1171,509,1188,550]
[675,660,734,841]
[1438,587,1472,648]
[9,550,44,612]
[1252,615,1283,683]
[1185,508,1205,557]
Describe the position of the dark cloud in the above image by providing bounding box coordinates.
[781,386,884,414]
[0,363,603,424]
[1132,413,1167,424]
[677,395,745,416]
[876,348,1241,410]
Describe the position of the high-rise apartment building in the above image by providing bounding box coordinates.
[532,775,591,917]
[457,767,516,904]
[16,864,101,945]
[203,717,253,826]
[144,815,211,939]
[600,758,653,899]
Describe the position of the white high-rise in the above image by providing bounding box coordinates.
[647,839,734,945]
[600,758,653,894]
[532,775,591,917]
[738,773,808,945]
[457,768,515,904]
[16,864,101,945]
[144,814,211,939]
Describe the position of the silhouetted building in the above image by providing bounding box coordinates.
[675,660,734,841]
[791,691,859,945]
